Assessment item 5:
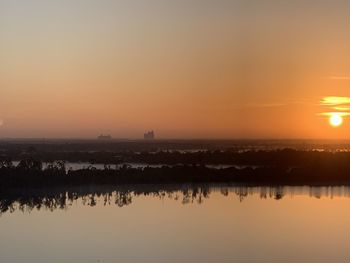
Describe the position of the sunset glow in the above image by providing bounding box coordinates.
[319,97,350,129]
[2,1,350,139]
[329,113,343,127]
[4,2,350,263]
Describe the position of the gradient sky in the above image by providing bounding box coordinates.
[2,0,350,139]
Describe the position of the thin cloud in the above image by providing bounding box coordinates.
[245,103,287,108]
[333,106,350,111]
[319,96,350,118]
[317,112,350,117]
[327,76,350,80]
[244,99,307,109]
[320,96,350,106]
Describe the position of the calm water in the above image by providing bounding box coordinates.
[12,161,261,171]
[1,185,350,263]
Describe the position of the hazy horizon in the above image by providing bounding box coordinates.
[3,0,350,139]
[3,3,350,262]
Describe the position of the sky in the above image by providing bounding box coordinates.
[2,0,350,139]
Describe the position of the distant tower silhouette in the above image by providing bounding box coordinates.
[144,130,155,140]
[98,134,112,140]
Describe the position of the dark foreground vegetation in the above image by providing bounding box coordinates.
[2,153,350,189]
[3,140,350,190]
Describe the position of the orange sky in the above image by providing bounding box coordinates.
[2,1,350,139]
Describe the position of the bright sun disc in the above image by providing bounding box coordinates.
[329,113,343,127]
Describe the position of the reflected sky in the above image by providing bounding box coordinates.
[1,185,350,263]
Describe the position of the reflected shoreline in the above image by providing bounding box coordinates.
[4,158,350,187]
[2,184,350,215]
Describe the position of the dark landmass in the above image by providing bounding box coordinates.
[2,139,350,166]
[2,139,350,163]
[1,153,350,188]
[2,140,350,214]
[2,140,350,193]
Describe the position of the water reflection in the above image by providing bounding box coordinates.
[2,185,350,215]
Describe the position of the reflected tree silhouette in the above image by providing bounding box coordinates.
[1,185,350,215]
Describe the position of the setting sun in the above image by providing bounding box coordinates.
[330,113,343,127]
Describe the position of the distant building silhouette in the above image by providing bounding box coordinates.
[98,134,112,140]
[144,130,155,140]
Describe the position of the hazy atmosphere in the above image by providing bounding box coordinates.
[2,0,350,138]
[4,2,350,263]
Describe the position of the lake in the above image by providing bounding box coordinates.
[0,185,349,263]
[11,161,261,171]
